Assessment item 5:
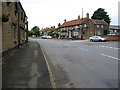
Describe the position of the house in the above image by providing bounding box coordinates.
[1,1,28,56]
[108,25,120,36]
[59,13,109,39]
[42,26,59,38]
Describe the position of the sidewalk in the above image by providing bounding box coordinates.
[2,40,52,88]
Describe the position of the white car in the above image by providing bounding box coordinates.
[89,36,107,42]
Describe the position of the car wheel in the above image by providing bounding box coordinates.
[99,39,102,42]
[90,39,93,42]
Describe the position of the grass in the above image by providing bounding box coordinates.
[29,36,40,39]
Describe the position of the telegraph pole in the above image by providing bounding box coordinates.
[81,8,83,40]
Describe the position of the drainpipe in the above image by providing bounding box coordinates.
[18,2,20,48]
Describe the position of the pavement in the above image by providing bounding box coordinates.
[2,40,52,88]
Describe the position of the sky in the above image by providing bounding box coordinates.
[20,0,119,30]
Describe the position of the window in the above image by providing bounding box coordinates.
[80,25,82,27]
[25,17,27,23]
[14,26,17,42]
[21,11,23,20]
[6,0,11,6]
[97,30,101,35]
[84,24,87,27]
[97,25,100,28]
[101,25,103,28]
[23,31,26,40]
[75,25,79,29]
[25,32,27,40]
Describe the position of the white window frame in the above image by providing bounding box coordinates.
[97,25,100,28]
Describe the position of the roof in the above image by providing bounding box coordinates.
[109,25,120,30]
[60,18,108,28]
[91,19,108,25]
[60,18,87,27]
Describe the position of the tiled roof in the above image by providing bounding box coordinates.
[60,18,108,28]
[60,18,87,27]
[91,19,108,25]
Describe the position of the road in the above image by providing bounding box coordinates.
[32,38,118,88]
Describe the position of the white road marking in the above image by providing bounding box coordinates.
[41,47,56,88]
[101,53,120,61]
[99,45,120,50]
[79,48,88,51]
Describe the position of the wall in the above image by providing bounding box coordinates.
[2,2,28,54]
[102,36,120,41]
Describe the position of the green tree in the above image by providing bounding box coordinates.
[31,26,40,31]
[48,31,54,36]
[28,30,35,37]
[91,8,111,24]
[31,26,40,37]
[58,23,61,27]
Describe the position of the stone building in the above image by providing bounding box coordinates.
[59,13,109,39]
[1,1,28,56]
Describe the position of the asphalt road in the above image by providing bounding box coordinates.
[32,38,119,88]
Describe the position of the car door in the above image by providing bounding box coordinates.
[94,36,99,41]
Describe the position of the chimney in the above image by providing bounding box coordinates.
[86,13,89,18]
[78,15,80,19]
[64,19,66,22]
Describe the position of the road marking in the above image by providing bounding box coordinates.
[99,45,120,50]
[79,48,88,51]
[41,47,56,88]
[101,53,120,61]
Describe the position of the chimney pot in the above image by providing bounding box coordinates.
[64,19,66,22]
[86,13,89,18]
[78,15,80,19]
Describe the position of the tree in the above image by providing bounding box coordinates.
[28,31,32,37]
[58,23,61,27]
[91,8,111,24]
[31,26,40,37]
[31,26,40,31]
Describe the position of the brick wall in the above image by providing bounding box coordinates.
[102,36,120,41]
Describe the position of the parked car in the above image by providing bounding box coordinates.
[89,36,107,42]
[46,36,52,39]
[42,35,52,39]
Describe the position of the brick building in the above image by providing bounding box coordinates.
[59,13,109,39]
[41,26,59,38]
[1,1,28,56]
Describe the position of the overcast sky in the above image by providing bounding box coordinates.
[20,0,119,30]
